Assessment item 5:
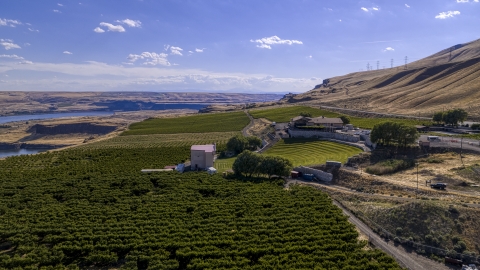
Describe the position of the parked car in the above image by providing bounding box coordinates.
[431,183,447,190]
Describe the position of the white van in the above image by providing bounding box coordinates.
[427,136,440,142]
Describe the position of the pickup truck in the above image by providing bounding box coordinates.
[431,183,447,190]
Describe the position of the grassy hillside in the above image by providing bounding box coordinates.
[286,39,480,119]
[122,111,250,135]
[264,139,363,166]
[0,143,400,269]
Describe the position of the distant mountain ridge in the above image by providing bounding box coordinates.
[284,38,480,119]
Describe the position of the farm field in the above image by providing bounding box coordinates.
[249,105,433,129]
[249,106,338,122]
[0,145,400,269]
[81,132,240,149]
[122,111,250,135]
[264,139,363,166]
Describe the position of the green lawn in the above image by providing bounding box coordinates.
[249,105,433,129]
[122,111,250,135]
[214,156,237,173]
[263,139,363,166]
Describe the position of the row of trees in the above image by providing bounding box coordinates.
[226,135,262,154]
[370,121,419,147]
[232,150,293,178]
[432,108,468,126]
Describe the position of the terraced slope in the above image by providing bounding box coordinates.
[285,38,480,119]
[264,139,363,166]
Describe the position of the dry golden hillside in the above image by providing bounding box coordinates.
[286,39,480,119]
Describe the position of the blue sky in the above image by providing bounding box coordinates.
[1,0,479,93]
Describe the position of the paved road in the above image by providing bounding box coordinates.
[241,110,254,137]
[421,135,480,154]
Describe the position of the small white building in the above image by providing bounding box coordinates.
[191,144,216,170]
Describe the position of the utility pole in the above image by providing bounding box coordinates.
[377,61,379,70]
[415,162,419,199]
[391,59,393,68]
[404,56,408,70]
[367,63,370,71]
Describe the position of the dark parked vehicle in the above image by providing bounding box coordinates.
[431,183,447,190]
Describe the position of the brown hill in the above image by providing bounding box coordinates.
[285,38,480,119]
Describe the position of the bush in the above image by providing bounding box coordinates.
[365,159,414,175]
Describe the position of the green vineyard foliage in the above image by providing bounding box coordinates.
[122,112,250,136]
[249,106,433,129]
[0,145,401,269]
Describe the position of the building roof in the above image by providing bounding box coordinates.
[191,144,215,152]
[291,116,312,122]
[308,117,343,124]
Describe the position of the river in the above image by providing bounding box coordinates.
[0,111,114,125]
[0,148,51,159]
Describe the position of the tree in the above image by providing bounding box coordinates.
[246,136,262,151]
[232,151,263,177]
[443,108,467,126]
[299,112,312,117]
[340,116,350,125]
[259,156,293,178]
[370,121,419,147]
[432,112,444,124]
[226,135,248,154]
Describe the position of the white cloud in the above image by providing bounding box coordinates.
[170,46,183,56]
[127,52,170,66]
[0,39,21,50]
[457,0,469,2]
[93,27,105,33]
[361,7,380,12]
[28,28,39,32]
[24,43,31,47]
[63,51,72,55]
[99,22,125,32]
[405,4,410,8]
[435,10,460,19]
[308,55,313,59]
[250,36,303,49]
[0,60,322,92]
[0,54,24,60]
[116,19,141,28]
[0,18,22,27]
[53,9,61,13]
[383,47,395,52]
[18,60,33,65]
[195,48,205,53]
[58,3,63,6]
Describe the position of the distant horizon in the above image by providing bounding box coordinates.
[1,0,479,92]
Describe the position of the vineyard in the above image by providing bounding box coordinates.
[0,145,401,269]
[263,139,363,166]
[249,106,433,129]
[122,111,250,136]
[81,132,240,149]
[249,106,338,122]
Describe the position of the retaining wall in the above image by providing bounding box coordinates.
[288,129,360,142]
[294,166,333,182]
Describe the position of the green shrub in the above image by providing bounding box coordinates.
[365,159,414,175]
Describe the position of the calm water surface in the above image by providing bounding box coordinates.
[0,111,114,125]
[0,148,51,159]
